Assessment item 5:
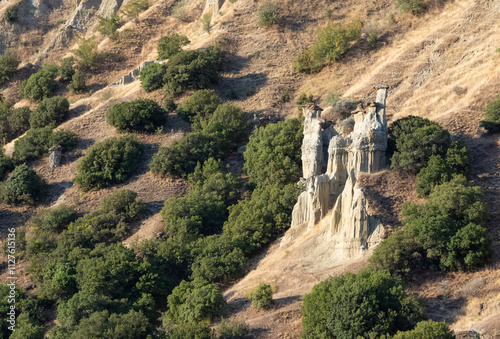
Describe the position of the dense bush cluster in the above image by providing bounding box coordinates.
[106,98,167,133]
[149,92,250,178]
[157,34,190,61]
[295,21,362,74]
[480,95,500,133]
[301,269,424,338]
[73,135,143,191]
[139,46,223,95]
[0,149,14,179]
[0,49,20,85]
[12,127,78,163]
[1,164,46,205]
[29,96,70,129]
[0,101,31,144]
[21,66,58,102]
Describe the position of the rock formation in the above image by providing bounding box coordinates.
[282,85,389,258]
[49,145,62,169]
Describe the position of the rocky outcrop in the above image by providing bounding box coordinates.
[110,60,157,86]
[49,145,62,169]
[282,85,389,258]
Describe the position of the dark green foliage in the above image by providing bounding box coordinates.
[158,34,190,61]
[98,14,122,37]
[243,118,303,186]
[201,103,250,152]
[403,175,491,271]
[223,183,301,254]
[251,283,273,309]
[0,152,14,179]
[217,319,249,339]
[149,133,222,178]
[296,93,314,112]
[257,1,279,26]
[4,5,18,23]
[164,96,177,113]
[368,229,428,280]
[162,46,223,96]
[389,116,451,174]
[68,70,86,93]
[165,322,215,339]
[177,89,220,125]
[301,270,424,339]
[480,96,500,133]
[58,57,76,81]
[139,62,165,92]
[367,28,378,50]
[0,49,20,85]
[13,127,78,163]
[165,278,225,324]
[1,164,46,205]
[100,189,145,221]
[393,320,455,339]
[201,13,212,33]
[30,96,70,128]
[295,21,363,73]
[394,0,425,13]
[190,235,246,283]
[73,135,143,191]
[0,104,31,143]
[21,67,57,102]
[106,98,167,133]
[31,204,77,233]
[9,314,45,339]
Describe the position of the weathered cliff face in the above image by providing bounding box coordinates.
[282,85,389,258]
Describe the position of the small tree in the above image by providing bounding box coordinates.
[58,57,76,81]
[72,36,100,71]
[251,283,273,309]
[157,34,190,60]
[122,0,149,18]
[0,49,20,85]
[201,13,212,33]
[22,67,58,102]
[106,98,166,133]
[177,89,220,124]
[67,70,86,93]
[257,2,279,26]
[394,0,425,13]
[2,164,46,205]
[139,63,165,92]
[98,14,122,38]
[30,96,70,128]
[480,96,500,133]
[4,5,18,23]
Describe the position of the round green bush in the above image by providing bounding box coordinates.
[73,135,143,191]
[480,96,500,133]
[30,96,70,129]
[157,34,190,61]
[139,63,165,92]
[177,89,220,125]
[251,283,273,309]
[106,98,166,133]
[301,269,424,339]
[22,68,58,102]
[4,5,18,23]
[2,164,46,205]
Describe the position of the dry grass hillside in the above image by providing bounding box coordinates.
[1,0,499,336]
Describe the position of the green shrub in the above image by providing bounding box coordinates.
[389,116,451,175]
[149,133,222,178]
[301,270,424,338]
[295,21,362,73]
[295,93,314,112]
[200,103,250,152]
[394,0,425,13]
[4,5,18,23]
[217,319,249,339]
[72,36,100,71]
[58,57,75,81]
[251,283,273,309]
[201,13,212,33]
[122,0,149,18]
[0,152,14,179]
[223,183,301,254]
[243,118,303,186]
[0,105,31,143]
[100,189,145,221]
[2,164,46,205]
[480,96,500,133]
[367,28,378,49]
[73,135,143,191]
[31,204,77,233]
[403,175,491,271]
[325,92,341,107]
[164,96,177,113]
[67,70,86,93]
[98,14,122,37]
[165,278,225,324]
[106,98,167,133]
[393,320,455,339]
[158,34,190,61]
[22,67,58,102]
[13,127,78,163]
[162,46,223,96]
[139,62,165,92]
[177,89,220,125]
[0,49,20,85]
[257,1,279,26]
[30,96,70,128]
[164,322,215,339]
